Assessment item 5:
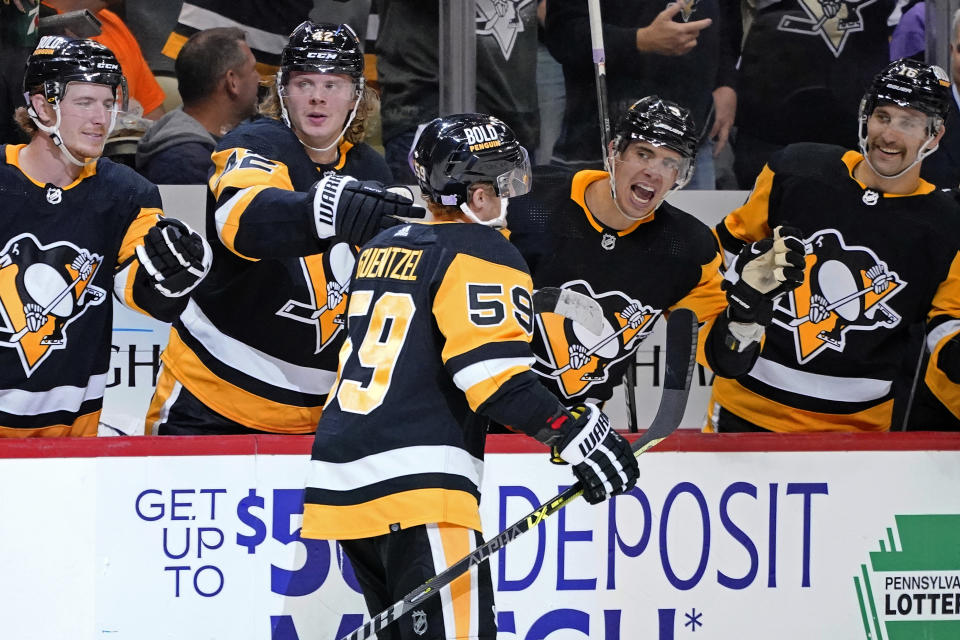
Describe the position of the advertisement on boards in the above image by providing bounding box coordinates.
[2,443,958,639]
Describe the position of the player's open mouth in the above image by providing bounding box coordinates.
[630,183,655,204]
[307,113,327,125]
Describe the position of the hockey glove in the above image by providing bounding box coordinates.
[310,174,426,246]
[135,218,212,297]
[938,334,960,384]
[722,225,805,326]
[542,404,639,505]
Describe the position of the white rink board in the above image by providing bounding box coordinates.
[1,442,958,640]
[101,188,750,434]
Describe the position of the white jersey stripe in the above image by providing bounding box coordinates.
[927,319,960,352]
[426,523,458,638]
[748,357,891,403]
[180,299,335,394]
[451,356,535,393]
[0,373,107,415]
[177,4,289,54]
[214,186,254,243]
[306,445,484,493]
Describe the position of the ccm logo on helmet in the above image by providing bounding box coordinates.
[465,124,502,151]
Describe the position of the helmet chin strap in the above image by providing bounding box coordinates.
[27,97,116,168]
[859,135,939,181]
[459,198,508,228]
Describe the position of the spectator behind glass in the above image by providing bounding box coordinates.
[544,0,740,190]
[889,1,925,61]
[136,27,261,185]
[376,0,540,184]
[0,0,39,144]
[918,7,960,189]
[733,0,894,189]
[42,0,167,119]
[162,0,312,78]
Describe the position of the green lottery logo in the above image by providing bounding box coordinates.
[854,515,960,640]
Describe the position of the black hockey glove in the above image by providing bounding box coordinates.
[310,174,426,246]
[937,334,960,384]
[722,225,805,326]
[541,404,639,505]
[135,218,212,297]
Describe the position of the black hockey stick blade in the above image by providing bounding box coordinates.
[335,309,698,640]
[532,287,604,334]
[630,307,697,456]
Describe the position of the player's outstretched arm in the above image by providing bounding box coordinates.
[309,174,426,247]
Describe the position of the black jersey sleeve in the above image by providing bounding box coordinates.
[104,170,189,321]
[208,145,327,261]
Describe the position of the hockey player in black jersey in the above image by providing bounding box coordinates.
[507,96,806,408]
[145,21,423,435]
[711,58,960,432]
[1,37,211,437]
[302,114,639,640]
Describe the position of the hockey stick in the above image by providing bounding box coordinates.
[335,308,698,640]
[587,0,643,432]
[899,323,928,431]
[533,287,604,334]
[624,362,639,432]
[587,0,612,172]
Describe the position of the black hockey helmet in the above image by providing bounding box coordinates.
[861,58,951,124]
[612,96,698,190]
[23,35,126,104]
[613,96,699,160]
[412,113,531,207]
[279,21,364,84]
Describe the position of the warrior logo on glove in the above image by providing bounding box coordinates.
[772,228,906,363]
[0,233,106,375]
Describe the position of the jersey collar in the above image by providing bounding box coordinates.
[571,169,653,235]
[842,150,937,197]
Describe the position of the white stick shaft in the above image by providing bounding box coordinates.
[587,0,611,170]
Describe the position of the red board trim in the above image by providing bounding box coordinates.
[0,431,958,459]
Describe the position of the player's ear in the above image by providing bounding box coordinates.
[29,94,54,126]
[468,184,487,210]
[932,120,946,146]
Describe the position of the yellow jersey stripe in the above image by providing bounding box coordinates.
[301,488,482,540]
[161,328,322,432]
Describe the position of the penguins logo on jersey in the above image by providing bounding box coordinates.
[534,280,659,398]
[772,229,905,363]
[476,0,535,59]
[0,234,106,376]
[276,241,355,354]
[777,0,879,57]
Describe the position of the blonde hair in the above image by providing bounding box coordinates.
[14,106,38,136]
[259,82,379,145]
